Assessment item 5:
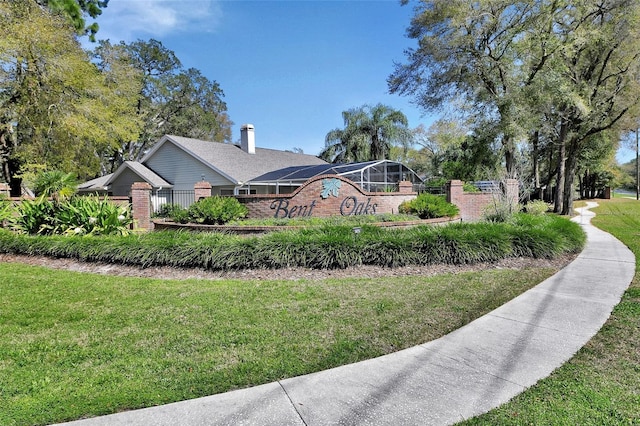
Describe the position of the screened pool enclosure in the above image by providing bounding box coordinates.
[241,160,423,195]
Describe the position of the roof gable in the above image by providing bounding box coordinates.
[107,161,172,188]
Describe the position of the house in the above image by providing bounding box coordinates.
[79,124,328,209]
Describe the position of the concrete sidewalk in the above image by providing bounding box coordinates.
[56,202,635,426]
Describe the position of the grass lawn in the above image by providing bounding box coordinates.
[460,198,640,425]
[0,262,561,425]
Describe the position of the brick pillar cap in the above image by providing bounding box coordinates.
[194,181,212,189]
[399,181,413,193]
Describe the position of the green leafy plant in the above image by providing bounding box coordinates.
[156,203,184,218]
[0,196,13,226]
[10,198,56,234]
[57,196,133,236]
[187,196,248,225]
[463,182,480,192]
[9,196,132,236]
[524,200,551,215]
[171,208,190,224]
[398,193,459,219]
[482,200,522,223]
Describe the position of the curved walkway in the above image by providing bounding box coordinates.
[56,202,635,426]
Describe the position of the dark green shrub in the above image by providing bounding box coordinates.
[463,182,480,192]
[155,203,189,223]
[156,203,184,218]
[399,193,459,219]
[171,208,190,224]
[187,196,248,225]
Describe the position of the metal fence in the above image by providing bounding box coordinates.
[151,190,195,214]
[414,183,445,195]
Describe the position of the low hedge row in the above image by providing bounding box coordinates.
[0,213,585,270]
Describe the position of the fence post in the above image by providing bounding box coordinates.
[131,182,153,231]
[194,181,212,200]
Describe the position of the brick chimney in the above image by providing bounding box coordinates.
[240,124,255,154]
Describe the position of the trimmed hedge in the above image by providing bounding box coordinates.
[0,213,585,271]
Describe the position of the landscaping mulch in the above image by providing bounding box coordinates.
[0,252,577,281]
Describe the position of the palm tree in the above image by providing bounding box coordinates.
[320,104,412,163]
[33,170,77,201]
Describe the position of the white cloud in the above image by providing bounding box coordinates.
[95,0,223,43]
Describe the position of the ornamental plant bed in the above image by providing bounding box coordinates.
[0,213,586,271]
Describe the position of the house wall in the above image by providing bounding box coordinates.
[236,175,416,219]
[110,168,145,196]
[144,141,235,191]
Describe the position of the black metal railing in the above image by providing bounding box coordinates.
[152,190,195,213]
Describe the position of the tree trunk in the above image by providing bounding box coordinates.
[545,148,555,202]
[503,134,516,177]
[580,169,588,199]
[553,122,568,213]
[0,129,11,184]
[561,139,579,215]
[531,131,540,199]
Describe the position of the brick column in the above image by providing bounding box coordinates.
[446,180,464,205]
[194,181,212,200]
[131,182,153,231]
[398,181,413,194]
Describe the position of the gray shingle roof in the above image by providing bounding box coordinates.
[78,174,111,191]
[111,161,172,188]
[146,135,327,184]
[78,161,172,192]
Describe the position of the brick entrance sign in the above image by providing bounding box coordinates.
[236,175,416,219]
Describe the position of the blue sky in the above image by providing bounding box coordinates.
[89,0,430,157]
[88,0,635,163]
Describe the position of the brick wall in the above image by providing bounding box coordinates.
[134,178,518,226]
[236,175,416,219]
[447,179,519,221]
